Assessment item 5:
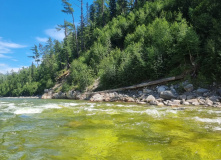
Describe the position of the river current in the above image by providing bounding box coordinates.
[0,98,221,159]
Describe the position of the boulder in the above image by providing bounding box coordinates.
[160,91,177,100]
[157,85,168,94]
[183,101,190,105]
[187,95,196,100]
[213,102,221,108]
[217,89,221,96]
[167,100,181,106]
[186,99,200,106]
[124,96,135,102]
[143,89,152,94]
[196,88,209,95]
[179,95,187,100]
[209,96,220,102]
[157,102,164,106]
[146,95,156,103]
[41,92,53,99]
[90,94,104,102]
[149,100,158,105]
[184,84,193,92]
[205,99,213,106]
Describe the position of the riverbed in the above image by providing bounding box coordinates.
[0,98,221,159]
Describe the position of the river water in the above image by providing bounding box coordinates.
[0,98,221,159]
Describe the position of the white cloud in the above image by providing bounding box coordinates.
[0,63,27,74]
[36,37,48,43]
[0,37,27,55]
[0,63,19,74]
[45,28,65,41]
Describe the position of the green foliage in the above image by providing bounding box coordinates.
[1,0,220,96]
[70,60,94,91]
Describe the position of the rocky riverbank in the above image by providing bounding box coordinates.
[42,82,221,108]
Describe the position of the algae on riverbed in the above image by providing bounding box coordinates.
[0,98,221,159]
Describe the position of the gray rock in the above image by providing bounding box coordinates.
[179,95,187,100]
[209,96,220,102]
[217,89,221,96]
[150,100,158,105]
[90,94,104,102]
[184,84,193,92]
[157,85,168,94]
[186,99,200,105]
[160,91,177,100]
[187,95,196,100]
[143,89,152,94]
[183,101,190,105]
[167,100,181,106]
[205,99,213,106]
[196,88,209,95]
[213,102,221,108]
[198,98,206,105]
[192,101,200,106]
[157,102,164,106]
[138,91,143,95]
[146,95,156,103]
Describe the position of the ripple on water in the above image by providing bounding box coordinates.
[194,117,221,124]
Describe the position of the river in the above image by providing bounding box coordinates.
[0,98,221,159]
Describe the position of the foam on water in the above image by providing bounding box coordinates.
[194,117,221,124]
[38,103,62,109]
[213,127,221,131]
[14,108,43,114]
[143,109,161,117]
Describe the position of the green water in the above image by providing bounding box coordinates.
[0,98,221,160]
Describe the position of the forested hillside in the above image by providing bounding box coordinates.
[0,0,221,97]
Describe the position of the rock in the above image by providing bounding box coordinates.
[183,101,190,105]
[146,95,156,103]
[213,102,221,108]
[157,85,168,94]
[44,89,49,93]
[149,100,158,105]
[187,99,199,105]
[157,102,164,106]
[160,91,177,100]
[192,101,200,106]
[143,89,152,94]
[198,97,206,105]
[41,92,53,99]
[209,96,220,102]
[196,88,209,95]
[179,95,187,100]
[124,97,135,102]
[217,89,221,96]
[163,100,171,106]
[167,100,181,106]
[205,98,213,106]
[52,92,66,99]
[138,91,143,95]
[184,84,193,92]
[187,95,196,100]
[90,94,104,102]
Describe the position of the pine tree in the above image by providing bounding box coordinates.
[109,0,117,20]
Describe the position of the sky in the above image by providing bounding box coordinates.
[0,0,91,74]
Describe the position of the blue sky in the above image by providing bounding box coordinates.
[0,0,91,74]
